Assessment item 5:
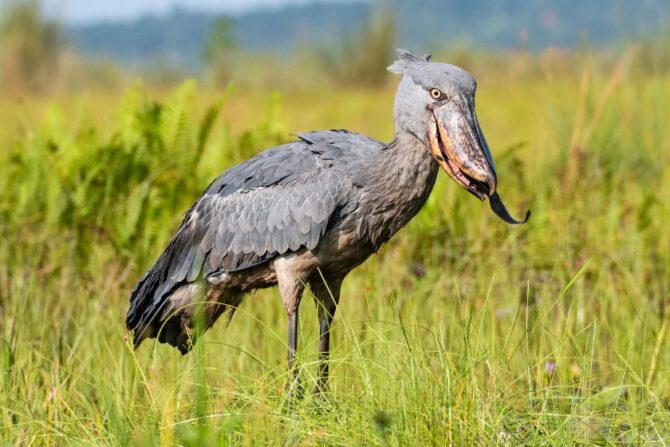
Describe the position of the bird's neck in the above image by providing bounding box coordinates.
[360,131,439,249]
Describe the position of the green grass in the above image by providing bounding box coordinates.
[1,54,670,445]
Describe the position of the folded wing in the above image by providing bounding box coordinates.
[126,131,375,340]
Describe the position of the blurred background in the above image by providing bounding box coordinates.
[2,1,670,444]
[1,0,669,94]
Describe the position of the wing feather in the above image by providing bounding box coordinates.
[127,130,383,340]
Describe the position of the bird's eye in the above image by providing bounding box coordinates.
[430,88,443,100]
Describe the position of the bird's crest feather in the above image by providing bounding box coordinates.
[387,48,432,75]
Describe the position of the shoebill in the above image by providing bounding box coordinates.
[126,49,529,394]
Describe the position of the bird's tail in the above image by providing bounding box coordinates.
[128,275,243,354]
[125,249,175,346]
[126,203,248,354]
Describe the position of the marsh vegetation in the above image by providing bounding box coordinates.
[1,2,669,445]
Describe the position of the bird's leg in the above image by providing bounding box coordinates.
[275,258,307,399]
[311,276,342,394]
[287,304,301,391]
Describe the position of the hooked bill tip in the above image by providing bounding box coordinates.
[488,192,530,225]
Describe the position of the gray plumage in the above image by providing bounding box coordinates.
[127,130,383,334]
[126,49,516,394]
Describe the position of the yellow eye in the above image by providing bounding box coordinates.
[430,88,443,99]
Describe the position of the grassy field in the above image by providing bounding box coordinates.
[1,52,670,445]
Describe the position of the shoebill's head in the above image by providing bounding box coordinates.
[389,49,529,224]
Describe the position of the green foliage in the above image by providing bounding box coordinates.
[0,80,286,267]
[1,56,670,445]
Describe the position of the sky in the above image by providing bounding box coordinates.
[42,0,344,24]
